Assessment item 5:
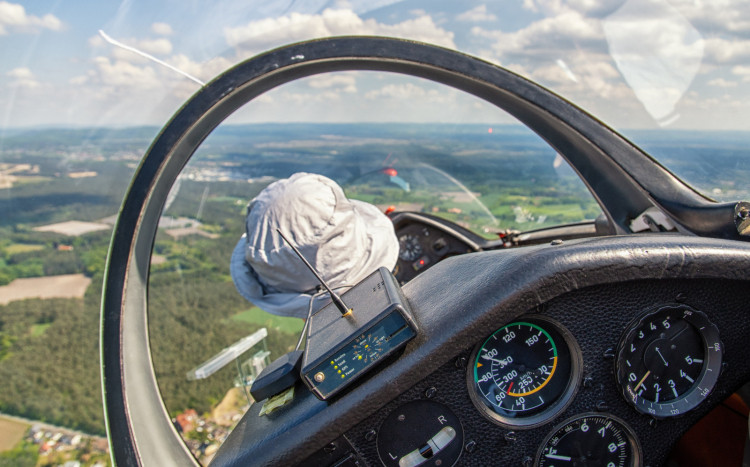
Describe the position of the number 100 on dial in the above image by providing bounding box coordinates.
[468,316,581,429]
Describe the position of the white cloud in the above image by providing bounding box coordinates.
[7,67,33,80]
[68,75,88,86]
[364,82,454,104]
[279,90,345,104]
[530,59,629,99]
[91,57,160,89]
[731,64,750,81]
[6,67,39,88]
[602,0,704,121]
[165,54,234,83]
[151,22,173,36]
[471,10,604,60]
[704,37,750,65]
[80,31,230,100]
[669,0,750,36]
[137,38,173,55]
[365,83,426,100]
[89,33,173,57]
[88,35,105,48]
[522,0,539,13]
[0,1,62,35]
[308,73,357,93]
[707,77,737,87]
[224,9,456,57]
[521,0,622,17]
[457,5,498,23]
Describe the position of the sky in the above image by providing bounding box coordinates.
[2,0,750,131]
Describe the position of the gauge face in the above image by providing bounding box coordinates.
[536,413,642,467]
[467,316,581,428]
[616,305,722,418]
[398,234,423,262]
[377,400,463,467]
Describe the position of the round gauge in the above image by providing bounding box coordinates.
[398,234,423,262]
[467,316,581,429]
[615,304,722,418]
[536,413,642,467]
[377,400,463,467]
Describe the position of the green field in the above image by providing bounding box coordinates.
[29,323,51,337]
[4,244,44,255]
[229,307,304,334]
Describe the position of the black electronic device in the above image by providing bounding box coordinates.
[273,229,418,401]
[300,266,417,400]
[250,350,303,402]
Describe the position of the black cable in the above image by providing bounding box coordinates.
[295,284,353,351]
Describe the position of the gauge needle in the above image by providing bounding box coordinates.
[545,453,572,461]
[481,356,509,367]
[507,382,514,394]
[634,370,651,391]
[655,347,669,366]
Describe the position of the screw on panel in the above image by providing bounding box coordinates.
[323,442,336,454]
[397,414,405,422]
[504,432,517,444]
[736,203,750,236]
[464,440,477,453]
[603,348,615,359]
[521,456,533,467]
[583,375,594,388]
[455,356,467,369]
[550,239,564,245]
[364,430,376,442]
[649,417,658,428]
[595,401,609,411]
[424,387,437,399]
[435,460,442,466]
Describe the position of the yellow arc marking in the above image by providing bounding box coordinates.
[508,356,557,397]
[634,370,651,391]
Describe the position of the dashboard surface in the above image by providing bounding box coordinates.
[343,277,749,466]
[214,234,750,467]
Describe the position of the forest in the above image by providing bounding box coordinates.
[0,153,300,435]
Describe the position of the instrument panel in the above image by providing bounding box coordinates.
[339,278,743,467]
[373,215,732,466]
[391,212,483,284]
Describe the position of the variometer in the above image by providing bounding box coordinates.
[615,304,722,418]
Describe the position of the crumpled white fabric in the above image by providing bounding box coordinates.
[230,172,399,319]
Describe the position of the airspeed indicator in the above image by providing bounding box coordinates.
[467,316,581,429]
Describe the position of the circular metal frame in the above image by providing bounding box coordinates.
[466,315,582,429]
[615,304,723,418]
[535,412,643,467]
[375,400,464,467]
